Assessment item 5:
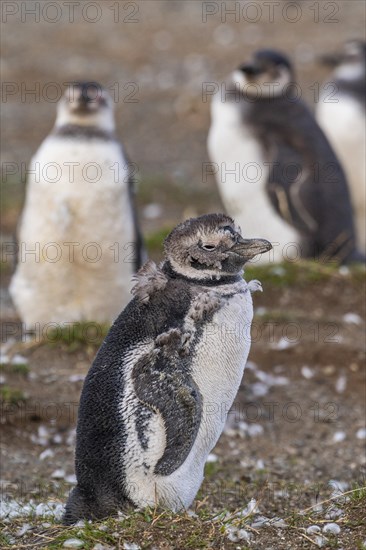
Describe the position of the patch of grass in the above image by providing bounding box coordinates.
[137,176,220,212]
[254,309,300,323]
[1,506,241,549]
[0,385,26,404]
[0,362,29,375]
[0,259,13,275]
[244,260,365,288]
[204,460,220,478]
[45,322,110,351]
[349,484,366,502]
[0,177,25,233]
[145,226,173,257]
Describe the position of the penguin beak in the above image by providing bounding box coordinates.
[317,53,342,67]
[239,63,263,76]
[231,237,272,259]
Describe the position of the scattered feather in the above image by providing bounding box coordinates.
[323,523,341,535]
[63,538,84,548]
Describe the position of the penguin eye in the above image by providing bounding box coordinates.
[201,244,216,251]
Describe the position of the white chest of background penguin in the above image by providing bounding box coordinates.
[64,213,272,524]
[208,49,364,264]
[10,82,144,327]
[316,40,366,253]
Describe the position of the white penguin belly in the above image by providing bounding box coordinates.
[317,96,366,252]
[122,286,253,511]
[208,97,299,263]
[10,136,135,326]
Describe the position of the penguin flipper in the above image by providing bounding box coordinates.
[266,144,320,236]
[132,345,202,476]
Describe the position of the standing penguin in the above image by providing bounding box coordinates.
[316,40,366,252]
[208,49,364,263]
[63,213,271,523]
[10,82,144,327]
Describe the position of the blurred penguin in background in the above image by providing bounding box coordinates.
[10,82,144,327]
[316,40,366,252]
[208,49,364,264]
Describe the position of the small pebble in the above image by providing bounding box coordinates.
[271,337,295,350]
[323,523,341,535]
[251,516,270,528]
[342,312,362,325]
[323,365,335,375]
[15,523,31,537]
[69,374,85,383]
[237,528,252,541]
[356,427,366,439]
[206,453,218,463]
[39,449,54,461]
[247,424,264,437]
[301,366,314,379]
[63,539,84,548]
[325,507,344,519]
[332,431,346,443]
[143,203,163,220]
[65,474,77,484]
[335,374,347,393]
[306,525,321,534]
[0,354,10,365]
[270,518,287,528]
[251,382,268,397]
[11,354,28,365]
[227,530,238,542]
[51,469,65,479]
[75,520,85,528]
[123,544,141,550]
[314,535,328,547]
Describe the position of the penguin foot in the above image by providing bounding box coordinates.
[63,486,111,525]
[247,279,263,293]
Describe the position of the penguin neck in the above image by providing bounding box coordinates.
[162,261,243,286]
[52,124,118,141]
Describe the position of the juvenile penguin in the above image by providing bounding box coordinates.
[208,49,364,263]
[64,213,271,523]
[10,82,144,326]
[316,40,366,252]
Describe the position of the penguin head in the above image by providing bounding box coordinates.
[164,213,272,280]
[55,82,115,131]
[233,49,294,97]
[320,40,366,81]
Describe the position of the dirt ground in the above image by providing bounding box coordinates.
[1,1,366,548]
[1,265,366,549]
